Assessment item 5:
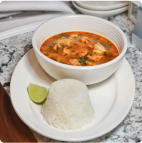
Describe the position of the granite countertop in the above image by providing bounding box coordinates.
[0,9,142,143]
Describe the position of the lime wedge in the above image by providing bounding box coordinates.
[27,83,49,104]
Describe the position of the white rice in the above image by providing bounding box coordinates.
[42,79,95,130]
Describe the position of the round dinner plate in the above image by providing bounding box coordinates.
[73,2,128,18]
[75,1,129,11]
[10,49,135,142]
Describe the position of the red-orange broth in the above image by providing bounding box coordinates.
[40,32,119,66]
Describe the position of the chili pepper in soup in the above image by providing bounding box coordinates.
[40,32,119,66]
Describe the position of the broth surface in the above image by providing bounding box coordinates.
[40,32,119,66]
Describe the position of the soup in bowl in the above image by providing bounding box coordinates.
[32,15,127,85]
[40,31,119,66]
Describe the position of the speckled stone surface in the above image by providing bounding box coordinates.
[131,2,138,20]
[0,9,142,143]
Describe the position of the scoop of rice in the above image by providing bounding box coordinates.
[42,79,95,130]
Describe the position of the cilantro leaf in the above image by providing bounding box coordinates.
[60,43,66,47]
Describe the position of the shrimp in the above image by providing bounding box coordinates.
[73,51,79,55]
[79,49,89,57]
[88,45,94,49]
[81,37,89,43]
[87,55,104,61]
[68,59,81,66]
[93,42,106,54]
[53,43,62,51]
[86,61,93,66]
[70,34,77,39]
[63,47,70,56]
[57,37,71,46]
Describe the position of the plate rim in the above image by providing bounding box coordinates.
[74,1,129,11]
[73,1,128,14]
[10,49,135,142]
[72,2,128,19]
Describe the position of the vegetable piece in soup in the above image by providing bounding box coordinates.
[40,32,119,66]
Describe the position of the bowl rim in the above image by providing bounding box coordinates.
[32,14,127,70]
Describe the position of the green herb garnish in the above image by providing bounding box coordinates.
[60,43,66,47]
[96,37,100,40]
[103,41,106,46]
[51,40,54,46]
[81,59,86,63]
[56,33,70,38]
[108,43,112,48]
[104,52,108,56]
[80,57,86,64]
[90,34,93,37]
[63,34,70,38]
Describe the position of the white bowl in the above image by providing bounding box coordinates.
[32,15,127,85]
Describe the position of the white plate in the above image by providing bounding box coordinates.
[73,2,128,18]
[10,49,135,142]
[75,1,129,11]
